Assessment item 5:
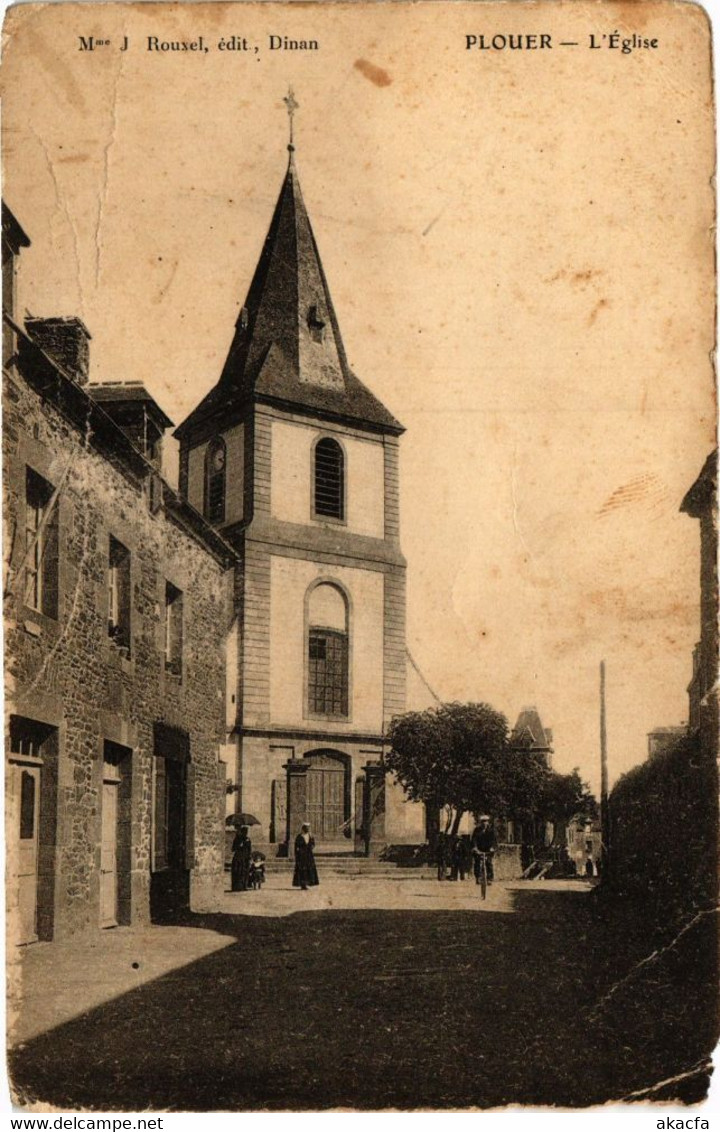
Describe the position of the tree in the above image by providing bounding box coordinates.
[539,768,596,822]
[537,768,597,846]
[385,701,542,836]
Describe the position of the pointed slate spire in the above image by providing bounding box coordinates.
[218,149,348,396]
[176,129,402,439]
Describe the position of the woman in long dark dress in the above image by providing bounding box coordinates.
[231,825,252,892]
[292,823,319,890]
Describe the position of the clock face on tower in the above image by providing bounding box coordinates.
[212,444,225,472]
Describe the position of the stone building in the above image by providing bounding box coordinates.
[175,147,424,854]
[509,706,553,769]
[503,706,554,847]
[647,724,689,760]
[566,813,602,877]
[4,203,237,942]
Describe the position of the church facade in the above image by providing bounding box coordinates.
[175,146,423,853]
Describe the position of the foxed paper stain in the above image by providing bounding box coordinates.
[354,57,392,86]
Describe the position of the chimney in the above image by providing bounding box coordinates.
[25,316,91,386]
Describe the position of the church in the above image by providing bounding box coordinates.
[174,127,424,855]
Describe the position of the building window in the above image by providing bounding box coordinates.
[10,716,51,758]
[108,536,131,652]
[307,582,349,718]
[205,437,226,524]
[313,437,344,521]
[19,771,37,840]
[24,468,58,618]
[165,582,183,677]
[307,304,326,343]
[309,630,348,716]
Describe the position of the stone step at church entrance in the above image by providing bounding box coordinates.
[261,858,434,879]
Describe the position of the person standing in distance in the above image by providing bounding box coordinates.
[293,822,319,890]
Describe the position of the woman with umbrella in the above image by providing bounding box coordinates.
[292,823,319,890]
[230,821,253,892]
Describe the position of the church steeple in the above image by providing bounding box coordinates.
[175,106,402,441]
[173,102,408,857]
[218,146,349,397]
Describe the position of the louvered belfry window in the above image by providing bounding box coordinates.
[314,437,344,520]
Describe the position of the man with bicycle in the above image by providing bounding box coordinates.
[471,814,497,886]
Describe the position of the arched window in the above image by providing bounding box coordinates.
[205,437,226,524]
[313,437,344,521]
[307,582,349,718]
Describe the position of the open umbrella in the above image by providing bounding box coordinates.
[226,813,261,828]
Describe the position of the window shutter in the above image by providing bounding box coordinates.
[152,756,168,872]
[42,503,59,618]
[170,594,183,676]
[118,552,131,649]
[185,763,195,871]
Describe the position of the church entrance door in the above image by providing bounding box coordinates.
[305,753,346,843]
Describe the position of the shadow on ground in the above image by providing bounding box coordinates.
[9,886,718,1110]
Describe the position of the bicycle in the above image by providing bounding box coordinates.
[473,850,489,900]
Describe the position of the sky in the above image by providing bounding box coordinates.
[2,0,716,792]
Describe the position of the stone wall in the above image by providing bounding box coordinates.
[4,355,233,938]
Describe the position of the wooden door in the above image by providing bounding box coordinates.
[100,768,120,928]
[10,765,41,945]
[322,765,343,839]
[307,755,344,841]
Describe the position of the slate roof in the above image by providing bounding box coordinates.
[175,154,403,439]
[510,707,553,750]
[89,381,174,429]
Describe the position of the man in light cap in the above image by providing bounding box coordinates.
[471,814,497,885]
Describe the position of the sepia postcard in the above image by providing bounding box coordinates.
[1,0,718,1113]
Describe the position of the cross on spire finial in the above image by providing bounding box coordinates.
[283,87,299,153]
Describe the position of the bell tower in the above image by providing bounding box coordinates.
[175,94,416,853]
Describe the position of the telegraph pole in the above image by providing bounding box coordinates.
[600,659,609,873]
